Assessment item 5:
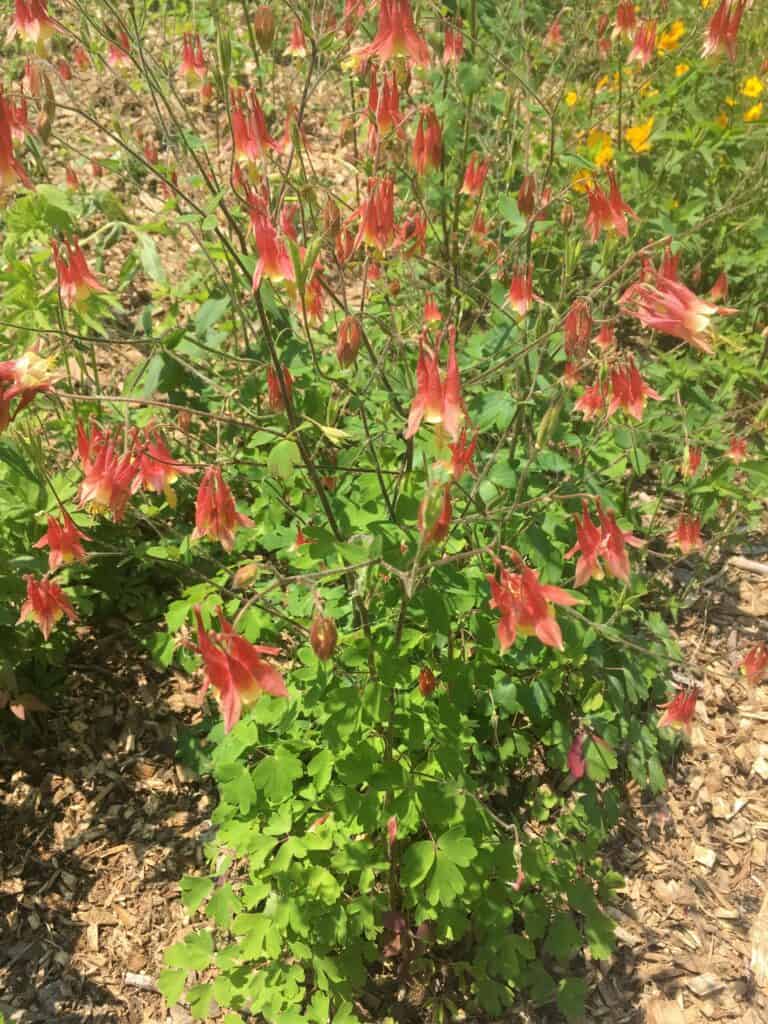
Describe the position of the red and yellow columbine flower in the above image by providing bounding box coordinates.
[627,19,656,67]
[461,153,489,197]
[563,299,593,360]
[107,29,132,68]
[52,237,106,308]
[607,357,662,421]
[702,0,746,61]
[681,444,702,478]
[488,556,580,652]
[585,170,637,241]
[350,177,396,253]
[619,271,736,355]
[33,513,90,572]
[284,19,307,58]
[76,422,137,521]
[179,32,207,86]
[741,643,768,686]
[18,574,77,641]
[574,379,607,420]
[411,106,442,176]
[668,514,704,555]
[566,501,644,585]
[727,436,748,462]
[12,0,57,50]
[417,484,452,546]
[336,315,362,367]
[405,327,465,442]
[0,88,32,191]
[131,429,193,507]
[0,348,56,425]
[613,0,636,40]
[231,88,278,167]
[266,363,293,412]
[442,18,464,64]
[352,0,430,67]
[194,606,287,733]
[192,467,253,552]
[507,263,542,317]
[658,688,698,737]
[444,427,477,480]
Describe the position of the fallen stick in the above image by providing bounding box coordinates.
[728,555,768,577]
[124,971,158,992]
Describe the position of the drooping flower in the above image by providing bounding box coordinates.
[563,299,592,360]
[107,30,132,68]
[352,0,431,67]
[249,201,295,291]
[544,16,563,48]
[517,174,537,219]
[267,363,293,412]
[461,153,489,197]
[33,513,90,572]
[507,263,542,317]
[681,444,702,478]
[51,237,106,308]
[405,328,465,441]
[594,322,616,349]
[18,574,77,640]
[566,501,643,584]
[179,32,207,86]
[727,436,748,462]
[284,19,307,57]
[442,18,463,64]
[444,427,477,480]
[395,204,427,255]
[574,379,607,420]
[131,429,193,507]
[627,19,657,66]
[0,88,32,190]
[412,106,442,175]
[350,176,396,252]
[231,88,278,167]
[668,513,704,554]
[417,484,452,545]
[565,501,606,586]
[741,643,768,686]
[702,0,746,61]
[336,315,362,366]
[607,357,662,421]
[710,271,729,301]
[0,348,56,423]
[12,0,57,49]
[194,605,287,733]
[598,506,644,583]
[76,422,137,521]
[488,556,580,652]
[619,272,736,355]
[192,467,253,551]
[423,294,442,323]
[613,0,636,39]
[253,5,276,51]
[72,44,90,69]
[658,688,698,737]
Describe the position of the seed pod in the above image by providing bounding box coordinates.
[336,316,362,367]
[253,6,276,51]
[310,613,337,661]
[560,202,574,228]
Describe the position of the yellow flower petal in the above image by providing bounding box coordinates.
[624,116,654,154]
[744,102,763,122]
[587,128,614,167]
[742,77,764,99]
[571,169,594,194]
[565,90,578,107]
[675,63,690,77]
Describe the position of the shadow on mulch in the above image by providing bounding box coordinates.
[0,630,213,1024]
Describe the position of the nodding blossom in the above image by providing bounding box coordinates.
[352,0,431,67]
[18,575,77,640]
[488,554,580,652]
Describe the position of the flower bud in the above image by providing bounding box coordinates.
[253,6,276,52]
[517,174,536,219]
[418,667,436,697]
[310,612,338,661]
[336,316,362,367]
[323,197,341,236]
[560,202,574,228]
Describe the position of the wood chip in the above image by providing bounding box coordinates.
[645,997,686,1024]
[693,844,717,868]
[685,972,724,997]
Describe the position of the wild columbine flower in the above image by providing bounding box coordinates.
[417,484,452,545]
[567,733,586,779]
[352,0,431,67]
[34,513,90,572]
[57,58,72,81]
[179,32,207,86]
[598,506,644,582]
[8,92,28,145]
[73,44,90,69]
[367,69,403,151]
[508,264,542,317]
[544,16,563,48]
[607,357,662,421]
[131,429,192,507]
[0,88,31,190]
[192,467,253,552]
[231,88,278,167]
[613,0,636,39]
[517,174,536,219]
[461,153,489,197]
[418,666,437,697]
[668,514,704,555]
[76,422,137,521]
[727,436,748,462]
[659,245,679,281]
[619,271,736,355]
[107,30,132,68]
[395,204,427,255]
[51,237,106,308]
[488,555,580,652]
[658,687,698,737]
[248,199,295,291]
[741,643,768,686]
[310,612,338,661]
[585,169,636,242]
[284,19,307,58]
[563,299,592,360]
[412,106,442,175]
[574,379,606,420]
[702,0,746,60]
[0,347,57,421]
[351,177,396,252]
[594,322,617,349]
[194,606,287,734]
[442,18,464,64]
[445,427,477,480]
[681,444,702,478]
[710,271,729,302]
[423,294,442,323]
[336,315,362,366]
[12,0,57,49]
[563,362,581,388]
[18,575,77,640]
[405,328,465,442]
[628,19,657,67]
[267,363,293,412]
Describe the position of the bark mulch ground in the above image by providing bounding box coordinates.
[1,557,766,1023]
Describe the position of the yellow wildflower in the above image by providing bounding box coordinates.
[724,96,736,107]
[639,82,659,98]
[744,102,763,122]
[587,128,614,167]
[675,63,690,77]
[658,21,685,54]
[565,90,578,107]
[701,0,711,7]
[742,77,764,99]
[596,74,611,93]
[624,116,654,154]
[571,169,594,194]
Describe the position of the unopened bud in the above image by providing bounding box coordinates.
[310,612,338,661]
[253,6,276,51]
[336,316,362,367]
[560,202,574,228]
[418,667,437,697]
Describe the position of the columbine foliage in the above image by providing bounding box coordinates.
[1,0,767,1019]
